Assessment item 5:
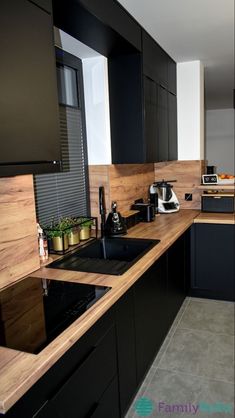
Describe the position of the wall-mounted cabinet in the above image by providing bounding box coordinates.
[0,0,61,177]
[77,0,142,51]
[53,1,178,164]
[142,31,168,88]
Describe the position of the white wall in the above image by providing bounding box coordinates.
[54,28,111,165]
[177,61,204,160]
[82,57,112,164]
[206,109,234,173]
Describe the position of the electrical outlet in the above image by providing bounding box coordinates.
[185,193,192,201]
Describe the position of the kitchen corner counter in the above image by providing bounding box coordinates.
[194,212,235,225]
[0,209,199,414]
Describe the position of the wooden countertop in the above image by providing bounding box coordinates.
[0,208,226,413]
[194,212,235,225]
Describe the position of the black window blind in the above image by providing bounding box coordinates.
[34,50,89,227]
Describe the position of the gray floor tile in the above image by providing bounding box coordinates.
[158,328,234,383]
[140,369,234,418]
[179,299,235,336]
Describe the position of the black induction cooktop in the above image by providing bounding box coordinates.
[0,277,110,354]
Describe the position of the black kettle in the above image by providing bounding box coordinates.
[105,201,127,237]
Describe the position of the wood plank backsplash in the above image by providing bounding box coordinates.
[0,175,40,289]
[89,164,155,224]
[89,161,204,224]
[154,160,205,209]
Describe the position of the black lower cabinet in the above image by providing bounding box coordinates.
[115,288,137,416]
[134,254,168,384]
[190,223,235,301]
[3,309,119,418]
[167,233,186,325]
[3,234,189,418]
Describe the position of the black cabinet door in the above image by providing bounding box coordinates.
[191,224,235,301]
[144,76,158,162]
[0,0,60,176]
[168,92,178,160]
[77,0,141,50]
[134,255,168,384]
[4,309,116,418]
[39,326,117,418]
[109,52,145,164]
[30,0,52,13]
[167,234,186,325]
[157,86,169,161]
[88,377,120,418]
[168,57,177,95]
[142,31,168,87]
[115,288,137,416]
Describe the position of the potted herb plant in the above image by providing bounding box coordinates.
[61,217,80,246]
[77,217,94,240]
[46,227,69,252]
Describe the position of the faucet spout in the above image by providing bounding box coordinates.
[99,186,106,238]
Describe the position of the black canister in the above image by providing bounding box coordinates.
[206,166,215,174]
[150,192,158,213]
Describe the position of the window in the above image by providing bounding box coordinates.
[34,48,90,226]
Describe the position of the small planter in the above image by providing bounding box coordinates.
[52,234,69,251]
[44,216,97,254]
[68,227,80,245]
[79,225,91,241]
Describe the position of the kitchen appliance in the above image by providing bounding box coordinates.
[105,201,127,236]
[150,180,180,213]
[202,193,235,213]
[0,277,110,354]
[99,186,127,237]
[202,174,218,185]
[131,200,155,222]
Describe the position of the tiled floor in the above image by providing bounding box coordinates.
[125,297,235,418]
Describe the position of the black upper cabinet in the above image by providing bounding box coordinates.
[168,92,178,160]
[157,85,169,161]
[144,76,158,162]
[142,31,168,87]
[53,0,140,57]
[108,53,145,164]
[0,0,60,177]
[29,0,52,13]
[77,0,141,51]
[168,56,177,95]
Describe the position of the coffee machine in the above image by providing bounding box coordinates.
[149,180,180,213]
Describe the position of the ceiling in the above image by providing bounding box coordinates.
[118,0,234,110]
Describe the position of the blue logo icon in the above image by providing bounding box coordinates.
[134,397,154,417]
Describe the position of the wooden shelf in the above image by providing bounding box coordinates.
[197,184,235,191]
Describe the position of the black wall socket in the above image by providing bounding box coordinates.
[185,193,192,201]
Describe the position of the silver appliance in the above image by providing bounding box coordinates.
[150,180,180,213]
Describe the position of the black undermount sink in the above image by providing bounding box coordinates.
[47,237,160,275]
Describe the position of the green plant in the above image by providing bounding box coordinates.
[76,217,93,228]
